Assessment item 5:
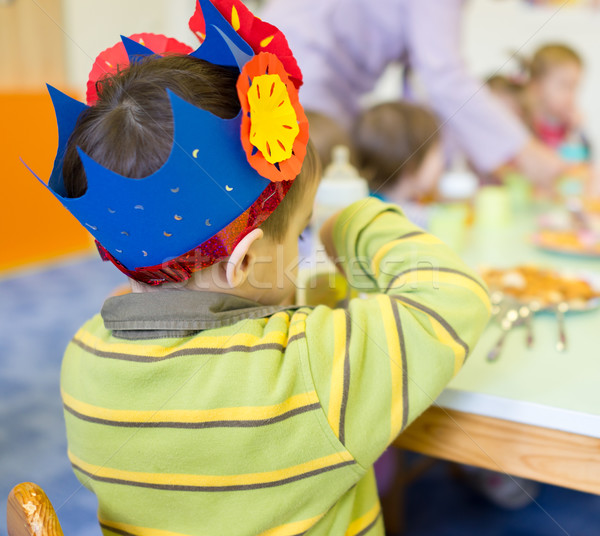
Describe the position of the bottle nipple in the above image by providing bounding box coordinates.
[323,145,361,181]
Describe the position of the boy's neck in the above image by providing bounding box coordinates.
[130,264,234,295]
[129,265,295,307]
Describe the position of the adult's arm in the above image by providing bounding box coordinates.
[406,0,531,173]
[261,0,405,128]
[263,0,564,183]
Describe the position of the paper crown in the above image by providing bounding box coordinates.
[24,0,308,285]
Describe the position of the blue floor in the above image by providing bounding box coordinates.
[403,461,600,536]
[1,256,599,535]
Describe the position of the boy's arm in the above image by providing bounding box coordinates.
[303,198,491,468]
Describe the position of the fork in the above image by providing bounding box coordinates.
[487,307,520,362]
[554,301,569,352]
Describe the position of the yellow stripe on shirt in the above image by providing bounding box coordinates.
[387,269,491,311]
[345,502,382,536]
[429,318,466,376]
[69,451,355,491]
[99,517,191,536]
[258,512,327,536]
[72,327,289,361]
[288,310,310,340]
[100,510,327,536]
[377,296,407,442]
[397,298,466,375]
[62,390,320,427]
[371,234,442,277]
[327,310,349,443]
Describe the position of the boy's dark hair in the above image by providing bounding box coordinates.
[63,54,318,242]
[353,101,439,192]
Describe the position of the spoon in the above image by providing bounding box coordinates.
[554,301,569,352]
[519,304,533,348]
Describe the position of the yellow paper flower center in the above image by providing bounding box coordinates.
[247,74,300,164]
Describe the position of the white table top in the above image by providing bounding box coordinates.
[439,210,600,438]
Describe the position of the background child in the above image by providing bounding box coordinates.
[305,110,357,169]
[522,43,591,158]
[488,45,591,194]
[487,74,526,119]
[31,2,491,534]
[353,101,444,228]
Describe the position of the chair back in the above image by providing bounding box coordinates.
[7,482,64,536]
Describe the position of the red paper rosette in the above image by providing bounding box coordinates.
[86,33,193,105]
[189,0,302,89]
[237,52,308,183]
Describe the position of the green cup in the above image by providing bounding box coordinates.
[504,172,533,212]
[296,268,356,307]
[429,203,470,252]
[474,186,512,229]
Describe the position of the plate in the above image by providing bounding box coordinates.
[481,265,600,312]
[533,229,600,259]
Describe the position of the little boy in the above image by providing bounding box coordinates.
[353,101,444,228]
[31,1,490,534]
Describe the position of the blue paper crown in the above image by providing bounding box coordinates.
[23,0,279,271]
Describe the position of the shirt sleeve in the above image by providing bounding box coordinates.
[260,0,404,128]
[406,0,530,172]
[303,198,491,468]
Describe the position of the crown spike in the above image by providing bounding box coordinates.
[46,84,89,197]
[120,35,155,64]
[189,0,253,69]
[213,26,253,71]
[20,157,49,192]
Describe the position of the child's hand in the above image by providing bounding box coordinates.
[514,138,567,188]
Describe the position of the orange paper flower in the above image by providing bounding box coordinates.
[237,52,308,183]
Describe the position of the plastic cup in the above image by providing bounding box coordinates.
[474,186,512,229]
[296,268,355,308]
[504,172,533,212]
[429,203,470,252]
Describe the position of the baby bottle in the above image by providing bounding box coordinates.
[312,145,370,244]
[297,145,369,307]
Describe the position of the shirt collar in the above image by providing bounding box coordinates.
[101,290,299,340]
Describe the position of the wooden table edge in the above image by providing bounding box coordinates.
[392,406,600,496]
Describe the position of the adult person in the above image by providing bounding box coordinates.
[261,0,566,183]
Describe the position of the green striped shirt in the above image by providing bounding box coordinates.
[61,198,491,535]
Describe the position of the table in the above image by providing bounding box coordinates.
[393,208,600,495]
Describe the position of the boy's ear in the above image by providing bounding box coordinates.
[225,228,264,288]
